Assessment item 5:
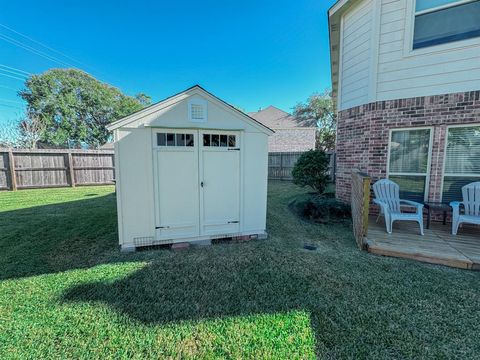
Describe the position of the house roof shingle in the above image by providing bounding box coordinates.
[248,105,312,129]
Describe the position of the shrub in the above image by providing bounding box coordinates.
[290,194,351,224]
[292,150,330,194]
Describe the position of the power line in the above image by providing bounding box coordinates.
[0,64,31,75]
[0,66,28,79]
[0,85,19,91]
[0,22,90,69]
[0,33,74,68]
[0,102,24,110]
[0,71,25,82]
[0,97,23,105]
[0,22,116,87]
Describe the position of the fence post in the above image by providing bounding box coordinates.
[362,176,370,237]
[332,152,336,183]
[280,152,284,180]
[351,171,371,250]
[7,149,17,191]
[67,151,76,187]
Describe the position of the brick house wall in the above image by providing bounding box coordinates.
[268,128,317,153]
[335,90,480,206]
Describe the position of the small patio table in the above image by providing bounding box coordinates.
[423,202,451,229]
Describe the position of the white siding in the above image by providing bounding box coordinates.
[243,133,268,233]
[339,0,374,110]
[115,127,155,246]
[336,0,480,110]
[376,0,480,101]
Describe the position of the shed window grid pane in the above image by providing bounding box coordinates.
[442,125,480,202]
[176,134,185,146]
[191,104,204,120]
[203,134,211,146]
[157,133,166,146]
[220,135,228,147]
[166,133,175,146]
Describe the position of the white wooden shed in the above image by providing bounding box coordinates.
[107,85,273,251]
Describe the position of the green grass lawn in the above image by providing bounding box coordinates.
[1,182,479,359]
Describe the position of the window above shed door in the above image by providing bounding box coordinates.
[188,99,208,123]
[203,134,237,148]
[157,132,194,147]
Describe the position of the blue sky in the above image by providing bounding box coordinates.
[0,0,335,125]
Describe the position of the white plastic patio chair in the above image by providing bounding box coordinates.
[373,179,424,235]
[450,182,480,235]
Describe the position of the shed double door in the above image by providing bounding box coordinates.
[154,130,240,241]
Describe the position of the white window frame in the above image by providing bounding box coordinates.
[386,126,434,201]
[201,132,238,148]
[188,98,208,123]
[403,0,480,57]
[152,128,196,150]
[440,123,480,201]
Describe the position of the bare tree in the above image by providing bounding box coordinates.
[0,116,45,149]
[18,115,45,149]
[0,119,21,148]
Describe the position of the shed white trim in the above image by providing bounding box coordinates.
[107,85,274,135]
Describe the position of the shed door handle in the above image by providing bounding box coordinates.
[201,181,204,187]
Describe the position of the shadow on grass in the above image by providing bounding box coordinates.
[62,245,318,324]
[61,182,356,330]
[0,193,133,280]
[61,234,480,358]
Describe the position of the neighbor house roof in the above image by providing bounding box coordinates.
[106,85,274,135]
[248,106,315,129]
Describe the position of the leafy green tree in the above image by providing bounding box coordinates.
[19,69,151,148]
[293,89,336,151]
[292,150,330,194]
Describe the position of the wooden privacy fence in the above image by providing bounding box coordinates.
[1,148,335,190]
[0,148,115,190]
[268,151,335,181]
[351,171,371,250]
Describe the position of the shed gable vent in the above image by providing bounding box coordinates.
[188,99,208,123]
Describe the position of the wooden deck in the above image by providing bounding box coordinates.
[366,217,480,270]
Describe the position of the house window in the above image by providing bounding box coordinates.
[413,0,480,49]
[157,133,194,147]
[188,99,208,123]
[388,128,432,202]
[442,125,480,203]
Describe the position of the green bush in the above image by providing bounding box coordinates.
[292,150,330,194]
[290,194,351,224]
